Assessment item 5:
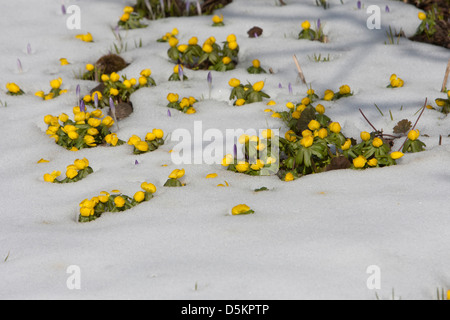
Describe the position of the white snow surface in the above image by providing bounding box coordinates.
[0,0,449,300]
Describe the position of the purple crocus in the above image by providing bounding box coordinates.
[27,43,32,55]
[207,71,212,98]
[135,160,139,165]
[167,109,172,117]
[233,143,238,158]
[385,5,390,13]
[17,59,23,73]
[357,1,361,9]
[61,4,66,15]
[80,100,85,112]
[94,92,99,108]
[178,64,184,81]
[288,83,293,95]
[317,19,321,30]
[76,84,81,103]
[278,83,282,89]
[109,97,119,129]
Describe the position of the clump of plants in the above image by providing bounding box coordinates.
[167,34,239,71]
[228,78,270,106]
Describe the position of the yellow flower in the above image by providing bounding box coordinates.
[74,159,88,170]
[315,104,325,114]
[235,99,246,106]
[186,107,196,114]
[76,32,93,42]
[138,76,148,86]
[6,83,21,94]
[297,104,306,112]
[372,137,383,148]
[222,57,231,65]
[212,14,223,24]
[360,131,371,141]
[140,69,151,77]
[367,158,378,167]
[341,139,352,151]
[134,191,145,203]
[301,20,311,30]
[323,89,334,101]
[145,132,156,141]
[123,79,132,89]
[123,6,134,14]
[302,129,313,137]
[169,169,185,179]
[284,172,295,182]
[317,128,328,139]
[152,129,164,139]
[86,118,101,128]
[101,74,109,82]
[235,161,249,173]
[436,99,445,107]
[84,135,97,147]
[110,72,120,82]
[43,173,56,183]
[87,128,99,136]
[228,78,241,88]
[261,129,273,139]
[300,136,314,148]
[339,85,351,95]
[127,134,141,146]
[307,88,315,95]
[135,141,149,152]
[256,142,266,151]
[109,88,119,96]
[74,112,86,122]
[301,97,310,106]
[66,166,79,179]
[68,131,79,140]
[418,12,426,20]
[105,133,119,146]
[80,207,94,217]
[206,173,218,179]
[141,182,157,193]
[120,13,130,22]
[227,34,237,43]
[231,204,253,215]
[86,64,95,71]
[60,58,69,66]
[390,151,404,160]
[188,37,198,45]
[271,112,281,118]
[329,122,341,134]
[286,102,295,110]
[307,120,321,131]
[167,93,179,103]
[171,28,179,36]
[202,43,213,53]
[58,113,69,123]
[252,59,261,68]
[251,159,265,171]
[168,37,179,48]
[114,196,125,208]
[353,156,367,168]
[102,116,114,127]
[285,130,297,142]
[222,154,234,167]
[228,41,238,50]
[407,129,420,141]
[35,91,45,98]
[252,81,265,92]
[292,111,301,119]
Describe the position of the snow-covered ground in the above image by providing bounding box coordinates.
[0,0,449,300]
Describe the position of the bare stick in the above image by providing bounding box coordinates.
[398,98,427,151]
[441,58,450,92]
[359,108,378,132]
[292,55,306,85]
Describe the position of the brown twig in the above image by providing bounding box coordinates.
[441,58,450,92]
[359,108,378,132]
[398,98,427,151]
[292,55,306,85]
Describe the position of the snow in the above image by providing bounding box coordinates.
[0,0,449,300]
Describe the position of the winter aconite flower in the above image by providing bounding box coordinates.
[360,131,371,141]
[418,12,426,20]
[372,137,384,148]
[6,83,24,95]
[407,129,420,141]
[75,32,93,42]
[390,151,404,160]
[252,81,265,92]
[353,155,367,168]
[329,122,341,134]
[301,20,311,30]
[231,204,254,215]
[284,172,295,182]
[141,182,157,194]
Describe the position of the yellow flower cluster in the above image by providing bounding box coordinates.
[229,78,270,105]
[5,82,24,96]
[212,14,224,26]
[231,204,254,215]
[322,84,352,101]
[35,77,68,100]
[166,93,197,114]
[388,74,404,88]
[164,169,186,187]
[118,5,147,29]
[79,183,157,222]
[44,158,92,183]
[44,107,122,151]
[127,129,165,154]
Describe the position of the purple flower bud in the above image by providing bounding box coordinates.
[385,5,390,13]
[61,4,66,15]
[135,160,139,165]
[317,19,321,29]
[207,71,212,84]
[278,83,282,89]
[76,84,81,98]
[109,97,115,113]
[254,33,258,38]
[288,83,293,95]
[80,100,85,112]
[94,92,99,108]
[167,109,172,117]
[357,1,361,9]
[17,59,23,72]
[233,143,237,158]
[27,43,32,55]
[178,64,184,81]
